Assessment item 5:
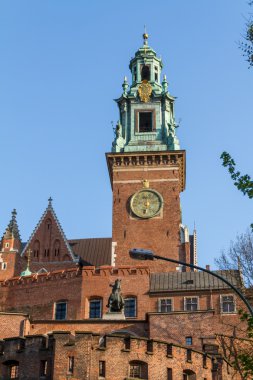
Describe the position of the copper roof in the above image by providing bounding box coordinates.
[68,238,112,267]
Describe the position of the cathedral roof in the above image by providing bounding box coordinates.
[150,270,242,292]
[68,237,112,267]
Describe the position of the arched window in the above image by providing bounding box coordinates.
[183,369,196,380]
[45,218,52,231]
[53,239,61,257]
[33,240,40,258]
[141,65,150,81]
[129,361,148,379]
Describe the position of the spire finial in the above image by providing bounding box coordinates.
[143,25,148,46]
[12,209,17,218]
[48,196,53,207]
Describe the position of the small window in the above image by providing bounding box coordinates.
[133,66,137,82]
[5,243,9,248]
[185,336,192,346]
[2,262,7,270]
[221,295,235,313]
[40,360,47,376]
[186,349,192,362]
[203,354,207,368]
[124,298,136,318]
[55,301,67,320]
[99,361,106,377]
[139,112,152,133]
[159,298,173,313]
[167,368,173,380]
[68,356,74,374]
[184,297,198,311]
[129,360,148,378]
[154,66,158,82]
[9,365,19,379]
[89,299,102,318]
[167,344,173,357]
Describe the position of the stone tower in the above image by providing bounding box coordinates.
[106,34,188,271]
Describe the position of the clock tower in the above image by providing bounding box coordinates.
[107,34,187,271]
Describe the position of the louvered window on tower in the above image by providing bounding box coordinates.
[139,112,152,132]
[141,65,150,81]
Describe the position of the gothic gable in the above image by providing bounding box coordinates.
[21,198,76,266]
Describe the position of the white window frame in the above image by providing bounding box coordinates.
[1,262,7,270]
[89,299,102,319]
[220,294,236,314]
[54,301,67,320]
[158,298,173,313]
[184,297,199,312]
[124,297,137,318]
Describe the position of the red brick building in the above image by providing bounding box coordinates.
[0,35,249,379]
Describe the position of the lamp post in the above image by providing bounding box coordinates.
[129,248,253,317]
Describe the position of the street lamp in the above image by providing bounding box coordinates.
[129,248,253,317]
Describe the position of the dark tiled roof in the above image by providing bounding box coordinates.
[68,238,112,267]
[150,270,242,292]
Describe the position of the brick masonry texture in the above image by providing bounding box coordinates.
[0,332,236,380]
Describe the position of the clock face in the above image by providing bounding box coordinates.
[130,189,163,219]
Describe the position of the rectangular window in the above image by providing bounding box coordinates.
[159,298,173,312]
[1,262,7,270]
[10,365,19,379]
[139,112,153,132]
[68,356,74,374]
[184,297,198,311]
[155,66,158,82]
[124,298,136,317]
[186,349,192,362]
[40,360,47,376]
[221,295,235,313]
[5,243,9,248]
[99,361,106,377]
[167,368,173,380]
[89,299,102,318]
[167,344,173,357]
[130,364,141,378]
[133,66,137,82]
[185,336,192,346]
[55,301,67,320]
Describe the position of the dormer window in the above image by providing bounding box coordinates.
[141,65,150,81]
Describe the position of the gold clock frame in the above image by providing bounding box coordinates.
[130,189,163,219]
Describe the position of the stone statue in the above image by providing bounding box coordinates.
[106,279,124,312]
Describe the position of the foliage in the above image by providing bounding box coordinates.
[240,1,253,67]
[220,151,253,230]
[237,312,253,378]
[215,229,253,287]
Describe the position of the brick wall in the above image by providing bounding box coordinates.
[0,332,237,380]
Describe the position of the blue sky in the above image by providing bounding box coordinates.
[0,0,253,269]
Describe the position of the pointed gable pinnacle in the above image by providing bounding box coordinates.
[2,209,21,241]
[21,198,76,262]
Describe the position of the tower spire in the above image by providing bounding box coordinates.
[1,209,21,252]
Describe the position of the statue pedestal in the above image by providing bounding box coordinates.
[102,311,126,320]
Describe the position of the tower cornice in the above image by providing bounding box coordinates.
[106,150,186,192]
